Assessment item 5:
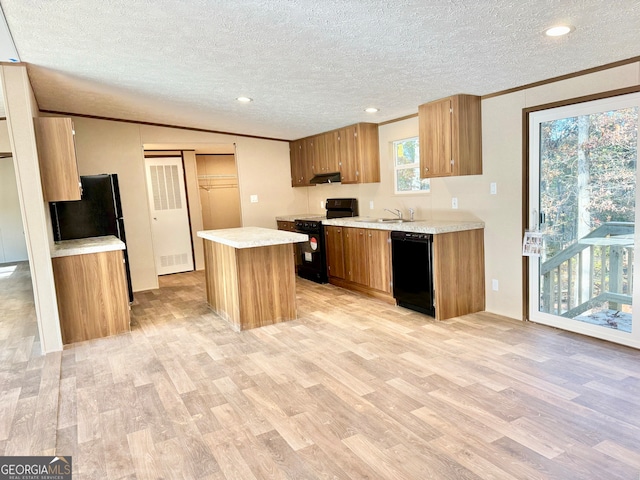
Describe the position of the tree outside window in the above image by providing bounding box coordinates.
[393,137,430,194]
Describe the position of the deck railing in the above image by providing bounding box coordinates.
[540,222,634,317]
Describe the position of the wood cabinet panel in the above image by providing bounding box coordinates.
[344,227,368,285]
[311,134,326,174]
[355,123,381,184]
[433,228,485,320]
[419,98,452,177]
[338,126,358,183]
[367,229,391,293]
[34,117,81,201]
[277,221,299,267]
[325,226,345,279]
[419,94,481,178]
[289,123,379,187]
[324,130,341,173]
[289,140,304,187]
[276,220,296,232]
[52,250,130,344]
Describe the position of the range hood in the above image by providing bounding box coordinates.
[309,172,341,184]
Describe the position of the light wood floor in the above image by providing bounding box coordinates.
[2,262,640,479]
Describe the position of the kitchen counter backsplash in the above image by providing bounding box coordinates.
[321,217,484,234]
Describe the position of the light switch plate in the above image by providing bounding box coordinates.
[369,200,374,210]
[451,197,458,209]
[492,279,499,291]
[490,182,497,195]
[250,194,258,203]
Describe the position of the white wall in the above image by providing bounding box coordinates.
[0,157,28,262]
[70,118,307,292]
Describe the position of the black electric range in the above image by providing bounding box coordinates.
[294,198,358,283]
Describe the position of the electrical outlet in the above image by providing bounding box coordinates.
[320,200,324,209]
[250,194,258,203]
[451,197,458,209]
[369,200,374,210]
[490,182,497,195]
[492,279,499,291]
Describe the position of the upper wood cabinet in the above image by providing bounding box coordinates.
[289,139,304,186]
[419,94,482,178]
[338,123,380,184]
[289,122,380,187]
[323,130,341,174]
[310,134,326,174]
[33,117,82,201]
[289,138,313,187]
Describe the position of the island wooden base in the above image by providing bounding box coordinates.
[52,250,130,344]
[203,240,297,331]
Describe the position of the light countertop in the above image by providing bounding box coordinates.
[321,217,485,234]
[51,235,126,258]
[198,227,308,249]
[275,214,325,222]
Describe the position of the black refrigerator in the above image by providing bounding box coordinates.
[50,174,134,302]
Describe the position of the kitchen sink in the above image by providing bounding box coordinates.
[354,217,415,224]
[355,218,413,223]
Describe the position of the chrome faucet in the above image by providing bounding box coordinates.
[384,208,403,219]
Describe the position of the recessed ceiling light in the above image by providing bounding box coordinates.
[365,107,379,113]
[544,25,574,37]
[236,96,253,103]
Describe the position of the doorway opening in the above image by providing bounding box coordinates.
[528,91,640,348]
[196,153,242,230]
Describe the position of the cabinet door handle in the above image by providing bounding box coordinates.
[424,166,429,172]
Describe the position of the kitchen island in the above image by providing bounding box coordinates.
[197,227,308,331]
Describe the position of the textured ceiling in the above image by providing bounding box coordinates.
[1,0,640,140]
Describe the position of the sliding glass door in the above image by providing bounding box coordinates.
[528,92,640,348]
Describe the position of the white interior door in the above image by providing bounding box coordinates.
[145,157,194,275]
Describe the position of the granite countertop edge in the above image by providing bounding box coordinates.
[51,235,126,258]
[321,217,485,234]
[198,227,308,249]
[275,214,326,222]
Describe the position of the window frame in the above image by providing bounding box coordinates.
[392,136,430,196]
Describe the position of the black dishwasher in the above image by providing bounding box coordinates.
[391,231,435,317]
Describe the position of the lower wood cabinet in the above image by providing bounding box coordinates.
[433,228,485,320]
[276,220,297,232]
[277,221,300,267]
[325,225,392,301]
[325,225,345,279]
[325,224,485,319]
[52,250,130,344]
[367,229,392,293]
